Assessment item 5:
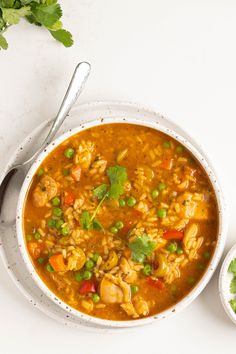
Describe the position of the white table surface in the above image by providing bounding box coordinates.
[1,0,236,353]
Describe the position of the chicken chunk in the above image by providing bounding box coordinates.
[32,175,58,207]
[177,192,209,220]
[100,277,123,304]
[120,257,138,283]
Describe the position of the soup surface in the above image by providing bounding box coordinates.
[23,123,218,321]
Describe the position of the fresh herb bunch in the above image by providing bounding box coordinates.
[0,0,73,50]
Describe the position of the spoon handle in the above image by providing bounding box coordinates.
[43,62,91,147]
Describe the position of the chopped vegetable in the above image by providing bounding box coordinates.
[92,293,100,303]
[37,168,44,177]
[85,260,95,270]
[147,277,165,290]
[167,242,177,253]
[46,264,54,272]
[83,270,92,280]
[127,196,136,207]
[176,145,183,153]
[157,208,167,218]
[47,219,56,228]
[131,285,139,294]
[80,211,103,231]
[163,141,171,149]
[63,192,75,206]
[52,196,60,206]
[61,225,70,235]
[119,198,126,207]
[53,207,63,217]
[63,168,70,176]
[151,189,159,199]
[92,253,100,263]
[129,234,156,263]
[162,158,173,170]
[230,277,236,294]
[110,226,118,234]
[64,147,75,159]
[37,257,45,264]
[79,280,96,294]
[204,251,210,260]
[49,254,66,272]
[55,219,64,229]
[143,264,152,276]
[163,229,184,240]
[93,184,108,200]
[228,258,236,276]
[34,231,41,240]
[75,272,83,282]
[107,165,127,199]
[229,299,236,313]
[115,221,124,230]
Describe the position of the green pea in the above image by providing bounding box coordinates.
[119,199,126,207]
[61,225,70,235]
[92,252,100,263]
[167,242,177,253]
[34,231,41,240]
[110,226,118,234]
[52,197,60,206]
[197,263,205,271]
[204,251,210,260]
[127,196,136,207]
[75,272,83,282]
[187,276,195,285]
[63,168,70,176]
[157,208,167,218]
[64,148,75,159]
[158,182,166,191]
[83,270,92,280]
[176,145,183,153]
[55,219,64,229]
[26,235,32,241]
[47,219,56,228]
[46,264,54,272]
[115,221,124,230]
[176,247,183,255]
[85,259,95,270]
[92,293,100,303]
[37,168,44,177]
[37,257,45,264]
[151,189,159,199]
[131,285,139,294]
[53,207,63,217]
[143,264,152,276]
[163,141,171,149]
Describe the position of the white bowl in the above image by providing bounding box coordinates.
[219,243,236,325]
[16,101,227,328]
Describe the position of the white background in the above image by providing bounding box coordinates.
[0,0,236,353]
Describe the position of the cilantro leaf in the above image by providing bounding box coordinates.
[50,29,73,47]
[0,0,15,7]
[107,165,127,199]
[80,211,91,230]
[93,184,108,200]
[229,299,236,313]
[129,234,156,263]
[0,33,8,49]
[80,211,103,231]
[2,6,31,24]
[31,2,62,27]
[230,277,236,294]
[228,258,236,276]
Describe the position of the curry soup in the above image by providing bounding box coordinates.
[23,123,218,321]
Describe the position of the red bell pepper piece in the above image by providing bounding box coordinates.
[79,280,96,294]
[163,229,184,240]
[147,277,165,290]
[63,192,75,206]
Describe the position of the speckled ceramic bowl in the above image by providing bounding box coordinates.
[16,101,227,328]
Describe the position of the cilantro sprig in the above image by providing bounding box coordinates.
[228,258,236,313]
[129,234,156,263]
[0,0,73,50]
[80,165,127,232]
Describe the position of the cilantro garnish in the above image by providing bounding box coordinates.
[230,277,236,294]
[107,165,127,199]
[129,234,156,263]
[229,299,236,313]
[0,0,73,50]
[228,258,236,276]
[93,184,108,200]
[80,211,103,231]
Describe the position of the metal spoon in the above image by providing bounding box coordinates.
[0,61,91,215]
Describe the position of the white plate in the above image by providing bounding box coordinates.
[0,101,227,330]
[219,243,236,325]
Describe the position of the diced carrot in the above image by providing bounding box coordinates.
[49,254,66,272]
[63,191,75,206]
[162,158,174,170]
[28,241,43,259]
[147,277,165,290]
[71,165,81,182]
[163,229,184,240]
[79,280,96,294]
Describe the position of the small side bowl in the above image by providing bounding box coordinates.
[219,243,236,325]
[16,102,227,328]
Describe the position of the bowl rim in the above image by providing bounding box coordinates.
[16,104,227,328]
[219,243,236,325]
